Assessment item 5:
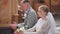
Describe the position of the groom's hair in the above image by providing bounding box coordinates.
[23,0,30,3]
[38,5,49,14]
[21,0,30,4]
[20,0,30,7]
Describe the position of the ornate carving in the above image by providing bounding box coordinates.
[0,0,8,4]
[0,0,8,11]
[0,0,8,24]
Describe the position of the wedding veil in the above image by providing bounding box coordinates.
[47,12,56,34]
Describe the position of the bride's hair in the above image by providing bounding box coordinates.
[38,5,49,15]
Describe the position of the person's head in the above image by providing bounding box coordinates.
[37,5,49,18]
[20,0,30,11]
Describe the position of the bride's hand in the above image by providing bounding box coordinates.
[19,30,24,34]
[14,30,24,34]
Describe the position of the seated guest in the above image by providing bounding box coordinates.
[14,5,56,34]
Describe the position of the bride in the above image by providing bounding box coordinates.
[14,5,56,34]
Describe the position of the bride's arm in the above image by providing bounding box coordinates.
[24,22,50,34]
[23,25,36,34]
[25,25,36,32]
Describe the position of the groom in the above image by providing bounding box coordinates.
[10,0,38,30]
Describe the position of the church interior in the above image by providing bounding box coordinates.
[0,0,60,34]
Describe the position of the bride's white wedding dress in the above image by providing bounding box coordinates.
[22,12,56,34]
